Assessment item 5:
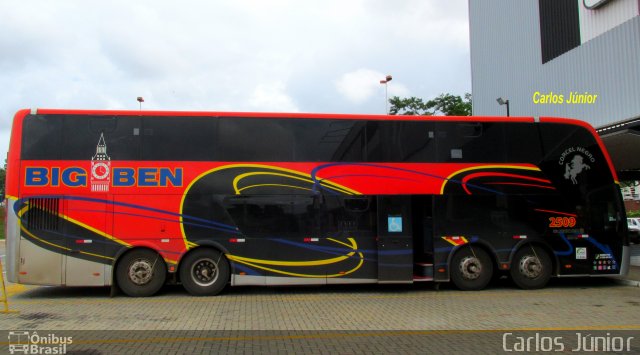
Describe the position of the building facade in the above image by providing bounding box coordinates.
[469,0,640,172]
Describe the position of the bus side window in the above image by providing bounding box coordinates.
[142,116,213,161]
[366,121,435,162]
[321,196,375,232]
[224,195,317,237]
[587,185,623,232]
[435,122,506,163]
[292,119,365,162]
[344,197,370,212]
[22,115,62,160]
[395,121,436,162]
[435,195,511,235]
[218,118,294,161]
[61,116,141,160]
[505,123,543,164]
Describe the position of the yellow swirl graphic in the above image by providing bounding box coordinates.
[226,237,364,278]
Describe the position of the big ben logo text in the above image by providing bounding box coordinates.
[23,131,183,189]
[90,133,111,192]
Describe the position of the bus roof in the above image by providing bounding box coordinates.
[26,108,538,123]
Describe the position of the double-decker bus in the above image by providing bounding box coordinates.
[4,109,629,297]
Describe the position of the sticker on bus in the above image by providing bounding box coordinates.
[388,216,403,233]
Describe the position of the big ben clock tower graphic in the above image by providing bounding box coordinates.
[90,133,111,192]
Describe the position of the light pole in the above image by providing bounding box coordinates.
[137,97,144,111]
[496,97,510,117]
[380,75,392,114]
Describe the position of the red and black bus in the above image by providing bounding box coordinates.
[5,109,629,296]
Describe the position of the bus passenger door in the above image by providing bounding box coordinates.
[377,196,413,283]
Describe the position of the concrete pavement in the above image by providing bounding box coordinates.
[617,265,640,287]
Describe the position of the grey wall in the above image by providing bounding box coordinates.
[470,0,640,127]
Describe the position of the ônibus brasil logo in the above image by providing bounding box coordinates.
[8,331,72,354]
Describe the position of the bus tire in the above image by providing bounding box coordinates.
[180,248,229,296]
[116,249,167,297]
[450,246,493,291]
[510,245,552,289]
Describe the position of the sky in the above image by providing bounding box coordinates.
[0,0,471,159]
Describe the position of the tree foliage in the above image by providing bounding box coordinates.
[388,96,430,116]
[389,93,472,116]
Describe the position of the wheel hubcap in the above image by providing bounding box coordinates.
[129,259,153,285]
[459,256,482,280]
[191,258,219,287]
[519,255,542,279]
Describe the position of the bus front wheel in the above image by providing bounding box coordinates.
[510,245,552,289]
[180,248,229,296]
[116,249,167,297]
[450,246,493,291]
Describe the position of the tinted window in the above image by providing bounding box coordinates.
[586,185,624,243]
[505,123,543,163]
[218,118,294,161]
[435,122,506,162]
[434,195,509,235]
[365,122,385,161]
[293,119,365,162]
[321,196,376,233]
[63,116,141,160]
[22,115,142,161]
[224,195,317,236]
[367,121,435,162]
[538,122,611,189]
[396,121,436,162]
[23,115,544,166]
[142,117,215,161]
[22,115,62,160]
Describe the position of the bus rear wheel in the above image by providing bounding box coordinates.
[450,246,493,291]
[116,249,167,297]
[180,248,229,296]
[510,245,551,289]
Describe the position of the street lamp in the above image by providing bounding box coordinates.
[380,75,393,114]
[496,97,510,117]
[137,97,144,111]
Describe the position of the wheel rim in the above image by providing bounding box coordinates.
[459,256,483,280]
[519,255,542,279]
[128,259,153,286]
[191,258,219,287]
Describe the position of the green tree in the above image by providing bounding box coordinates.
[388,96,431,116]
[389,93,472,116]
